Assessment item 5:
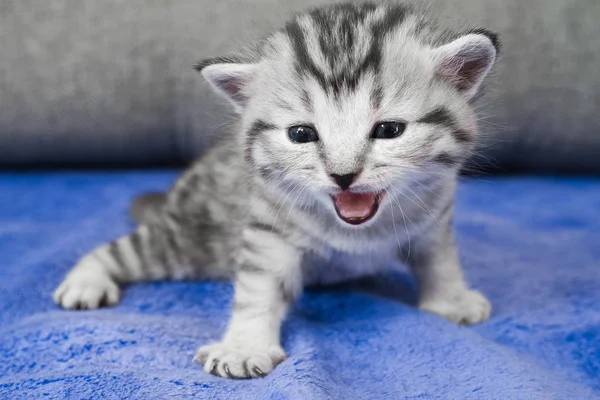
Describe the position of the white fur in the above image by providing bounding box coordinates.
[53,250,120,309]
[195,15,497,376]
[53,4,499,379]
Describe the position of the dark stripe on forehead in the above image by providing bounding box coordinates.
[371,85,384,109]
[285,3,410,95]
[311,4,370,69]
[372,4,410,39]
[284,21,328,90]
[301,89,313,112]
[417,106,474,143]
[245,120,278,163]
[339,16,356,50]
[349,4,409,85]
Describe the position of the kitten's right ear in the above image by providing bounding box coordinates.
[195,59,257,113]
[431,30,499,99]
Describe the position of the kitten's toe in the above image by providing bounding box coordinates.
[53,272,120,309]
[420,289,491,325]
[195,342,286,379]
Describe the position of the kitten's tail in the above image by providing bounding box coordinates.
[130,191,167,224]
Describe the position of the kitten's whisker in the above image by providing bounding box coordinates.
[390,165,455,179]
[282,182,311,235]
[396,181,433,213]
[240,170,298,223]
[241,178,275,219]
[404,177,441,198]
[391,185,449,231]
[387,191,406,261]
[271,180,303,233]
[387,189,412,263]
[388,181,433,217]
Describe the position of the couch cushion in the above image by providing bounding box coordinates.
[1,0,599,172]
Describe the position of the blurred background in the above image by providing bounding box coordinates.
[1,0,599,173]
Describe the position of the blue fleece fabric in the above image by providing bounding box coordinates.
[0,171,599,399]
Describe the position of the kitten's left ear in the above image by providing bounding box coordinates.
[432,30,500,98]
[195,58,257,113]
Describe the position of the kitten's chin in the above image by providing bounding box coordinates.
[331,191,385,226]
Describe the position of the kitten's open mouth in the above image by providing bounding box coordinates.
[332,191,384,225]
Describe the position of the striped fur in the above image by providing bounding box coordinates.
[54,2,499,379]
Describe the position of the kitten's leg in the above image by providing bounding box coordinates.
[195,225,302,379]
[405,203,491,324]
[53,223,191,309]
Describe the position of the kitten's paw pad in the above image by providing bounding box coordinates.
[53,273,120,310]
[194,342,286,379]
[420,289,491,325]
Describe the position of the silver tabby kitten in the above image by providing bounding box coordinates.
[54,2,499,379]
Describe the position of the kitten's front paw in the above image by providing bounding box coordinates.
[53,270,120,310]
[420,289,491,325]
[194,342,286,379]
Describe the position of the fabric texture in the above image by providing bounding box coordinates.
[1,0,599,172]
[1,171,599,399]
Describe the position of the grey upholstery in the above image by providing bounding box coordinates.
[1,0,599,172]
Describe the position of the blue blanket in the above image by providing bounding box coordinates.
[1,171,599,399]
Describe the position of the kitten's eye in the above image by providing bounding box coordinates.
[371,121,406,139]
[288,125,319,143]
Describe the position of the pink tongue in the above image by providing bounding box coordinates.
[334,192,377,219]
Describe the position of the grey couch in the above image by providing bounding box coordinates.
[2,0,599,172]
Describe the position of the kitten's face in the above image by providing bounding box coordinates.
[200,4,498,227]
[244,44,476,226]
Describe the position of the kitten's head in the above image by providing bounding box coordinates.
[196,3,499,227]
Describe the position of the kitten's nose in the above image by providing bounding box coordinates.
[330,173,358,190]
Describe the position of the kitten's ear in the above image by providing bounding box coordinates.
[432,30,499,98]
[195,60,257,113]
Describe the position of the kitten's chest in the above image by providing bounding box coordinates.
[301,243,398,286]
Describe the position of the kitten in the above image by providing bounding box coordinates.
[53,2,499,379]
